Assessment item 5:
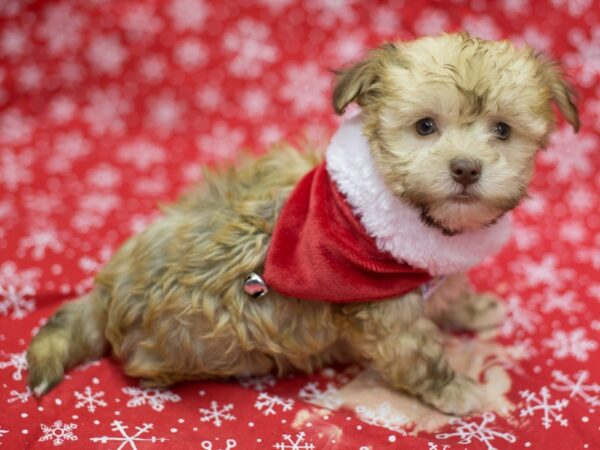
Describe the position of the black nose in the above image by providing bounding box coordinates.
[450,159,481,187]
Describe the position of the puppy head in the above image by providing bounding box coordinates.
[333,33,579,235]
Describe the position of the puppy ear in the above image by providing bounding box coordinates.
[332,43,400,115]
[538,56,580,132]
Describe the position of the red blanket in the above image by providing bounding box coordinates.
[1,1,599,449]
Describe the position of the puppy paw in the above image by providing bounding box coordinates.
[441,293,506,331]
[421,374,483,416]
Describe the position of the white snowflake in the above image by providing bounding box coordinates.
[241,88,269,118]
[273,431,315,450]
[510,254,574,290]
[551,370,600,407]
[118,139,166,170]
[414,8,450,36]
[37,3,85,55]
[90,420,167,449]
[280,62,330,115]
[39,421,78,446]
[355,403,408,435]
[0,147,34,191]
[437,412,516,450]
[87,33,128,76]
[306,0,357,28]
[167,0,209,31]
[120,4,163,41]
[462,15,501,40]
[254,393,294,416]
[0,108,32,144]
[577,247,600,270]
[258,0,294,13]
[567,185,596,212]
[19,228,64,260]
[513,26,552,51]
[538,289,583,314]
[298,382,342,410]
[86,163,122,189]
[7,387,32,403]
[543,327,598,361]
[325,31,366,65]
[369,6,400,37]
[0,260,39,319]
[197,122,245,161]
[223,18,278,78]
[0,428,7,441]
[196,84,224,111]
[174,38,208,71]
[199,401,236,427]
[238,374,276,391]
[83,86,132,136]
[0,351,27,380]
[145,92,184,132]
[74,386,107,413]
[501,294,541,338]
[139,55,167,83]
[519,387,568,429]
[551,0,592,16]
[502,0,530,14]
[122,386,181,412]
[0,25,29,57]
[540,126,597,181]
[47,95,77,124]
[512,224,540,251]
[46,131,91,173]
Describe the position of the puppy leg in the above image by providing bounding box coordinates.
[343,296,482,415]
[424,274,506,331]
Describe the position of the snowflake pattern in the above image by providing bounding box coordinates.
[90,420,167,449]
[0,0,599,448]
[199,401,236,427]
[543,328,598,361]
[436,412,516,450]
[74,386,108,412]
[122,386,181,412]
[273,431,315,450]
[551,370,600,407]
[0,351,27,381]
[7,387,32,404]
[298,382,342,410]
[519,387,569,429]
[238,374,276,391]
[254,393,294,415]
[39,421,78,446]
[0,261,40,319]
[355,403,408,435]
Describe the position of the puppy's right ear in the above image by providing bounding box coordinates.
[332,43,400,115]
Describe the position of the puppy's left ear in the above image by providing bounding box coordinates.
[538,56,580,132]
[332,43,401,115]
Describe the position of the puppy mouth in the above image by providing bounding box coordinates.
[448,191,479,204]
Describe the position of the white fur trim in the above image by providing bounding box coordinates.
[325,115,512,275]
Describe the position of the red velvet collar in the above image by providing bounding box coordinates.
[263,162,432,303]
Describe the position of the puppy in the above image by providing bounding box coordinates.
[27,33,578,415]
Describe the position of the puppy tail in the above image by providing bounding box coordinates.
[27,290,108,396]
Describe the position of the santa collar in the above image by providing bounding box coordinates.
[262,115,512,303]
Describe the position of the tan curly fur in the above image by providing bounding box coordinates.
[27,33,578,415]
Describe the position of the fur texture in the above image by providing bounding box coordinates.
[27,33,578,416]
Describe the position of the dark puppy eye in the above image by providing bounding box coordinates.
[493,122,511,140]
[415,118,437,136]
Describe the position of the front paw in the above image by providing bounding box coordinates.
[441,293,506,331]
[421,374,483,416]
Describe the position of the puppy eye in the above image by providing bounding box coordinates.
[415,118,438,136]
[492,122,511,140]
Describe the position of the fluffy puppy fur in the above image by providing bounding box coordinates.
[27,34,578,415]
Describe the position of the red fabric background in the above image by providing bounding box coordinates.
[1,1,599,449]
